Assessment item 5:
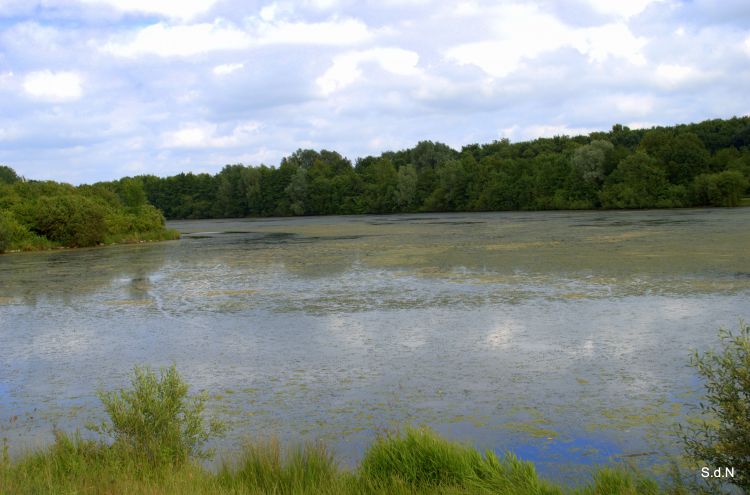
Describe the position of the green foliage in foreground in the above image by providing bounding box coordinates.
[0,428,676,495]
[680,322,750,492]
[0,365,694,495]
[89,365,226,467]
[101,116,750,220]
[0,173,179,253]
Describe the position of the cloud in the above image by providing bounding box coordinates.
[22,70,83,102]
[2,0,750,183]
[161,121,260,148]
[444,4,647,78]
[213,62,244,76]
[573,23,647,65]
[609,94,656,116]
[103,15,373,58]
[78,0,219,20]
[585,0,662,19]
[316,47,420,94]
[103,21,252,57]
[253,18,373,46]
[654,64,703,88]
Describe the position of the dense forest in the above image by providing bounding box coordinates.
[2,116,749,252]
[0,167,178,253]
[117,116,750,219]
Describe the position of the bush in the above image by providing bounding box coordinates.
[691,171,748,207]
[0,210,33,253]
[25,195,107,247]
[90,365,225,466]
[680,323,750,491]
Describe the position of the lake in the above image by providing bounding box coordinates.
[1,208,749,482]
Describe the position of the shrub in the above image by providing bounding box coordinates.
[0,210,33,253]
[26,195,107,247]
[90,365,225,466]
[680,322,750,491]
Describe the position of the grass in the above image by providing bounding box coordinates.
[103,228,181,245]
[1,427,690,495]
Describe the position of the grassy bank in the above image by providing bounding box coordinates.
[1,429,676,495]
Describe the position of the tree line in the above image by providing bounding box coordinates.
[122,117,750,219]
[2,116,749,245]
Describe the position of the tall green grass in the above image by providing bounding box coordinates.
[0,428,682,495]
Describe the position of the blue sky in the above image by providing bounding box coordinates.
[1,0,749,183]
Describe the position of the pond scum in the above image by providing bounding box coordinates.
[0,365,702,495]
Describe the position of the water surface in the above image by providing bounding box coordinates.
[1,209,749,481]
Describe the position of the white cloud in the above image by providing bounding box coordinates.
[445,4,570,78]
[610,94,655,115]
[162,121,260,148]
[255,18,372,46]
[573,23,647,65]
[316,48,420,95]
[304,0,342,9]
[213,62,244,76]
[444,5,647,78]
[103,16,372,58]
[78,0,219,20]
[22,70,83,102]
[3,0,750,183]
[585,0,662,19]
[103,21,252,57]
[654,63,702,88]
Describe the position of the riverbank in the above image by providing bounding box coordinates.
[1,428,680,495]
[0,227,180,254]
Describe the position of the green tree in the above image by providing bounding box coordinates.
[691,170,748,207]
[285,167,308,215]
[571,140,614,186]
[680,323,750,492]
[119,177,147,209]
[600,153,681,208]
[360,157,398,213]
[0,165,20,184]
[395,164,418,211]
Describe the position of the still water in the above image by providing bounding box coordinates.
[1,209,749,481]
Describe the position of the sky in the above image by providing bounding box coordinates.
[1,0,750,184]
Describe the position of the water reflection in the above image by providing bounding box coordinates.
[1,208,749,483]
